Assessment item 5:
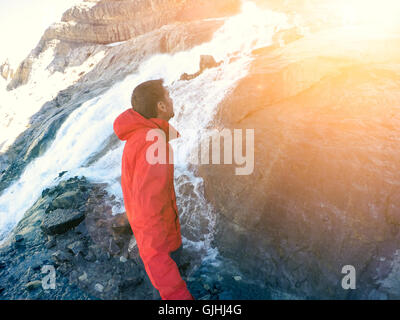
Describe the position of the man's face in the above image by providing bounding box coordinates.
[159,88,175,121]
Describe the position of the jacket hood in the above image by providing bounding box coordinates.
[113,108,181,142]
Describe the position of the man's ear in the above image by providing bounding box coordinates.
[157,101,167,113]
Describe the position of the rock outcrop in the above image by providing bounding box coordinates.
[7,0,240,90]
[41,209,86,235]
[0,177,149,299]
[180,55,223,81]
[0,176,266,300]
[51,0,240,44]
[199,27,400,299]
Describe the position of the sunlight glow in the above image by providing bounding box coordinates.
[336,0,400,28]
[0,0,83,68]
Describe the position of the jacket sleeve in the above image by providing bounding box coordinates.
[134,138,194,300]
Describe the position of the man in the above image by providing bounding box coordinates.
[113,79,194,300]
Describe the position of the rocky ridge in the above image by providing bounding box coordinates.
[7,0,240,90]
[0,176,174,299]
[0,176,271,299]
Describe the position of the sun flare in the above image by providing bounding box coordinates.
[336,0,400,28]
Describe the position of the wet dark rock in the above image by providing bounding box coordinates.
[118,276,143,291]
[13,235,25,249]
[67,241,86,256]
[57,262,72,275]
[51,190,85,209]
[41,209,85,235]
[41,188,50,198]
[58,171,68,178]
[45,236,56,249]
[14,234,24,243]
[25,280,42,291]
[31,261,43,271]
[51,250,72,265]
[56,91,71,107]
[218,292,233,300]
[84,251,96,263]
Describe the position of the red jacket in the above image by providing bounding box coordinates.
[113,108,193,300]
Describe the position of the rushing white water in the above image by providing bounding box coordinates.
[0,1,290,251]
[0,44,106,154]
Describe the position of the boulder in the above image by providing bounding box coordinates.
[51,189,87,209]
[199,27,400,298]
[51,190,83,209]
[180,54,222,81]
[41,209,85,235]
[25,280,42,291]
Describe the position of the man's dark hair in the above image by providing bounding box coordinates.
[131,79,166,119]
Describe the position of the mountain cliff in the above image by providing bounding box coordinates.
[7,0,240,90]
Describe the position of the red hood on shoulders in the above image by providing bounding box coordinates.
[113,108,180,142]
